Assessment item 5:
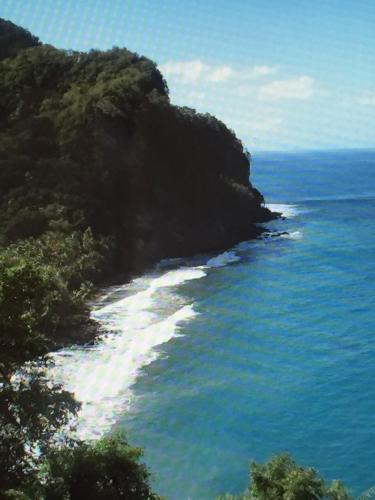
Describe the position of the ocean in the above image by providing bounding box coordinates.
[52,150,375,499]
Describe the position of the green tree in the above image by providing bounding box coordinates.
[37,433,161,500]
[0,368,79,494]
[0,18,40,61]
[0,253,55,378]
[0,229,109,369]
[218,454,351,500]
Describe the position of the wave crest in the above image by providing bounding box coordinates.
[266,203,301,218]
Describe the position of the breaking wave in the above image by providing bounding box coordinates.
[50,248,244,439]
[266,203,301,218]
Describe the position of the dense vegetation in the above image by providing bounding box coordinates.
[0,19,40,60]
[218,455,351,500]
[0,242,159,497]
[0,16,273,346]
[0,16,271,348]
[0,18,270,271]
[0,19,351,499]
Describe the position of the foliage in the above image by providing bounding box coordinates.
[218,454,352,500]
[0,21,166,497]
[1,433,161,500]
[0,253,55,375]
[0,368,79,494]
[0,229,108,376]
[0,15,271,276]
[40,433,162,500]
[0,18,40,61]
[0,225,158,498]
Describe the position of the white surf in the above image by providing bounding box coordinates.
[50,251,242,439]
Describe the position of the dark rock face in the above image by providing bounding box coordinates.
[93,101,276,273]
[0,19,276,279]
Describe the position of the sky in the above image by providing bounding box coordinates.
[1,0,375,150]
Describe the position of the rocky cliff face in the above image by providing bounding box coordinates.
[0,19,275,278]
[87,96,275,273]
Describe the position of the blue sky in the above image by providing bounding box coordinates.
[1,0,375,150]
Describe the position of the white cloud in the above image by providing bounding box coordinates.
[358,91,375,106]
[206,65,234,82]
[159,61,324,149]
[159,60,276,85]
[241,65,278,80]
[257,76,315,101]
[159,60,207,84]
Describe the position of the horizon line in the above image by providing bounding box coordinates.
[249,147,375,154]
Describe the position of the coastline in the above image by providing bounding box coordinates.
[52,207,280,352]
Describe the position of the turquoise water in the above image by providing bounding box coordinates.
[54,150,375,499]
[118,151,375,499]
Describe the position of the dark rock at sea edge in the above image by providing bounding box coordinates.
[108,205,279,279]
[51,317,102,351]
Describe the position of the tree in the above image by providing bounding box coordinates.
[0,253,55,378]
[0,19,40,61]
[0,229,109,369]
[0,368,79,494]
[39,433,162,500]
[218,454,351,500]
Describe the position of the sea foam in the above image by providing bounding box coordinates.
[50,252,241,439]
[52,301,197,439]
[266,203,301,218]
[206,250,240,268]
[280,230,303,240]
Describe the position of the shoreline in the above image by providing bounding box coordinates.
[52,210,280,353]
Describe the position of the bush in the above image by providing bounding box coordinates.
[31,434,160,500]
[0,228,110,369]
[218,454,351,500]
[0,367,79,494]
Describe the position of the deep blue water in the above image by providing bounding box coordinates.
[57,150,375,499]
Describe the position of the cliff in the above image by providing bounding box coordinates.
[0,19,274,278]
